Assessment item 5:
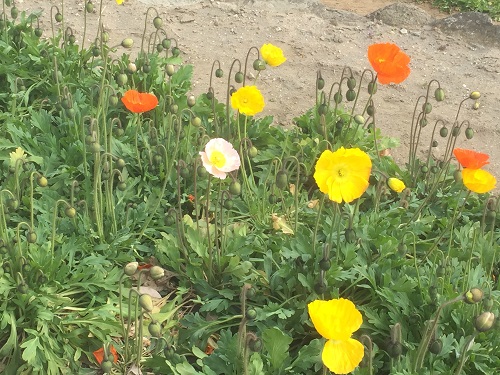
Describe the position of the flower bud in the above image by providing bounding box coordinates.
[127,62,137,74]
[347,77,356,90]
[229,181,241,196]
[345,228,356,243]
[275,170,288,190]
[149,266,165,280]
[316,76,325,90]
[55,12,63,22]
[187,95,196,107]
[346,89,356,102]
[215,68,223,78]
[464,287,483,304]
[469,91,480,100]
[367,81,377,95]
[121,38,134,48]
[235,71,244,84]
[252,59,266,71]
[319,258,331,271]
[124,262,138,276]
[439,127,448,138]
[166,64,175,76]
[428,339,442,354]
[422,102,432,114]
[153,16,163,29]
[388,178,405,193]
[246,308,257,320]
[434,87,445,102]
[101,360,113,373]
[148,321,162,337]
[387,342,402,358]
[353,114,365,125]
[37,176,48,187]
[475,312,495,332]
[86,1,94,13]
[139,294,153,312]
[465,127,474,140]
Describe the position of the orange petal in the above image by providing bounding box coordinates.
[453,148,489,169]
[322,338,364,374]
[368,43,411,84]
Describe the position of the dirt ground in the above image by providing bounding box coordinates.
[16,0,500,190]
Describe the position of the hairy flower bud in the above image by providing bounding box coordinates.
[469,91,480,100]
[139,294,153,313]
[121,38,134,48]
[464,287,483,304]
[149,266,165,280]
[475,312,495,332]
[124,262,139,276]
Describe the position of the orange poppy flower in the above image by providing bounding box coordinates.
[367,43,410,84]
[121,90,158,113]
[93,344,118,364]
[453,148,490,169]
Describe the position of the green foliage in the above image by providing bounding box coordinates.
[427,0,500,20]
[0,2,498,375]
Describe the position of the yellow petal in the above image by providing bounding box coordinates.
[462,168,496,194]
[387,177,406,193]
[322,338,364,374]
[308,299,362,340]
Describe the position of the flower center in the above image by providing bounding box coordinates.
[209,150,226,168]
[337,168,345,178]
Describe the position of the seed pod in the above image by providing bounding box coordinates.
[465,127,474,139]
[153,16,163,29]
[148,321,162,337]
[139,294,153,312]
[121,38,134,48]
[275,170,288,190]
[215,68,223,78]
[434,87,445,102]
[469,91,481,100]
[229,181,241,196]
[346,89,356,102]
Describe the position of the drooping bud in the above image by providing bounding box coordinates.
[465,127,474,140]
[124,262,139,276]
[121,38,134,48]
[101,360,113,373]
[153,16,163,29]
[148,321,162,337]
[428,339,442,354]
[127,62,137,74]
[229,181,241,196]
[166,64,175,76]
[139,294,153,313]
[475,312,495,332]
[434,87,445,102]
[469,91,481,100]
[149,266,165,280]
[464,287,483,304]
[354,115,365,125]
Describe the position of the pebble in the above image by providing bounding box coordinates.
[400,28,408,34]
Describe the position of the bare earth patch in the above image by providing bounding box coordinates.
[18,0,500,187]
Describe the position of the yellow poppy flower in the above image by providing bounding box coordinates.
[462,168,496,193]
[313,147,372,203]
[388,177,405,193]
[308,299,364,374]
[116,0,123,4]
[9,147,27,168]
[230,85,265,116]
[260,43,286,67]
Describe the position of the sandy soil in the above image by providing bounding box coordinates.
[16,0,500,189]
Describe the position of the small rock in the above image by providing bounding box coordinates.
[400,28,408,34]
